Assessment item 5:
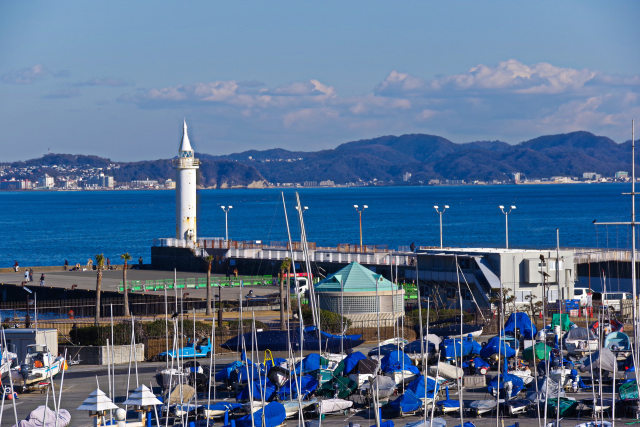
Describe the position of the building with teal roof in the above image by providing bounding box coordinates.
[314,261,404,326]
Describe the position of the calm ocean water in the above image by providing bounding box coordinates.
[0,183,635,267]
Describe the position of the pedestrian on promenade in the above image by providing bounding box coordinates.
[40,273,45,287]
[24,270,29,282]
[29,268,34,282]
[106,258,111,270]
[14,261,19,272]
[138,256,143,268]
[64,259,69,271]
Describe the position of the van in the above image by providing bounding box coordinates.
[592,291,631,313]
[573,287,590,307]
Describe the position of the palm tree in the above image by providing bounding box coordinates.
[279,258,291,330]
[205,255,214,315]
[121,252,132,317]
[95,253,105,324]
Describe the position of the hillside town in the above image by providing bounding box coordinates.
[0,160,633,191]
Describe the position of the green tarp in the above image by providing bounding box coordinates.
[547,397,578,417]
[523,342,552,362]
[620,380,639,400]
[551,313,572,331]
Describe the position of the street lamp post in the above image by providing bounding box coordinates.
[433,205,449,249]
[220,205,233,241]
[498,205,516,249]
[353,204,368,252]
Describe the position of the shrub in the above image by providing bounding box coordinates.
[301,307,351,334]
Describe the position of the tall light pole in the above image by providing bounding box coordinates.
[353,204,368,252]
[498,205,516,249]
[220,205,233,241]
[433,205,449,249]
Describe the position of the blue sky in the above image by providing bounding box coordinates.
[1,1,639,161]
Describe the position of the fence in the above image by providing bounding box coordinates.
[31,318,251,360]
[0,295,225,319]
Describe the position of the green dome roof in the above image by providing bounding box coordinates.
[314,262,398,292]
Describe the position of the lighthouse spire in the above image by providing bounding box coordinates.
[179,119,194,155]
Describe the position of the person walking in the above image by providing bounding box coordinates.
[29,268,34,282]
[39,273,45,287]
[64,259,69,271]
[24,269,29,282]
[14,261,19,272]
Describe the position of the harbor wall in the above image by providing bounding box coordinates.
[151,246,410,282]
[60,343,144,365]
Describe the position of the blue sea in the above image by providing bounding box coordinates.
[0,184,635,267]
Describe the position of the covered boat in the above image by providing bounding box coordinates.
[436,387,462,414]
[203,402,243,418]
[522,342,551,362]
[236,401,286,427]
[619,379,639,401]
[361,375,397,400]
[479,336,516,360]
[278,374,318,400]
[429,324,483,339]
[388,389,423,416]
[348,358,379,387]
[564,327,599,355]
[579,347,617,375]
[503,312,537,339]
[428,362,463,380]
[381,350,419,385]
[468,399,497,416]
[487,372,524,399]
[604,331,631,354]
[11,405,71,427]
[403,418,446,427]
[547,397,578,417]
[221,326,364,352]
[440,336,482,361]
[406,374,439,400]
[317,398,353,414]
[237,378,277,402]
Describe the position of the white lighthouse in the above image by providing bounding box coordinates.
[175,120,199,244]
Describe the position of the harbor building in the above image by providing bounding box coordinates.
[174,120,199,245]
[408,247,576,310]
[314,261,404,327]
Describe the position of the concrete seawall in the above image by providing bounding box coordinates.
[60,343,144,365]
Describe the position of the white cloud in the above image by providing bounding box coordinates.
[122,59,640,143]
[2,64,49,84]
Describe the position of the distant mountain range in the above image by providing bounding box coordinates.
[5,131,637,187]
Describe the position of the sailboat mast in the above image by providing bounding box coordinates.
[633,120,638,367]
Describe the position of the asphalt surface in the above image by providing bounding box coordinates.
[3,345,636,427]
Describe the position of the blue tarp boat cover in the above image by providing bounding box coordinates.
[236,401,286,427]
[278,374,319,400]
[380,351,420,374]
[343,351,368,375]
[236,363,266,383]
[295,353,327,374]
[205,402,243,412]
[236,378,276,401]
[504,312,537,339]
[480,336,516,359]
[487,372,525,398]
[216,361,244,381]
[389,389,422,414]
[404,340,436,355]
[373,421,395,427]
[304,325,363,341]
[440,336,482,360]
[369,344,403,358]
[404,418,447,427]
[454,423,476,427]
[407,375,439,399]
